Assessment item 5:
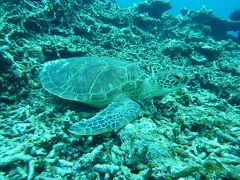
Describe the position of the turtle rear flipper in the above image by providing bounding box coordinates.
[68,98,140,135]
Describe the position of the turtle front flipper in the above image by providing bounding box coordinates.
[68,98,140,136]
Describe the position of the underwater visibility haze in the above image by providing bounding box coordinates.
[0,0,240,179]
[117,0,240,19]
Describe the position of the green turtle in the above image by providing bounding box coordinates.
[40,56,189,136]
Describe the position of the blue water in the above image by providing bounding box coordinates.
[117,0,240,19]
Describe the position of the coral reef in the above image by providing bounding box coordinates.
[0,0,240,179]
[134,0,172,19]
[229,8,240,21]
[182,7,240,43]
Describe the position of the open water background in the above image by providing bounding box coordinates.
[117,0,240,19]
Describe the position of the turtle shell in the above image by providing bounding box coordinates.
[40,57,146,107]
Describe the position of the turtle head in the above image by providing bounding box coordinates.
[141,69,190,99]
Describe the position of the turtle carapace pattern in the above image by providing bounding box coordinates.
[40,56,189,135]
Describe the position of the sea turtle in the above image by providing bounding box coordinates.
[40,56,189,136]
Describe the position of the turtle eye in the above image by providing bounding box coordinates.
[174,75,181,80]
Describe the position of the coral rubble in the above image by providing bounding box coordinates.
[0,0,240,179]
